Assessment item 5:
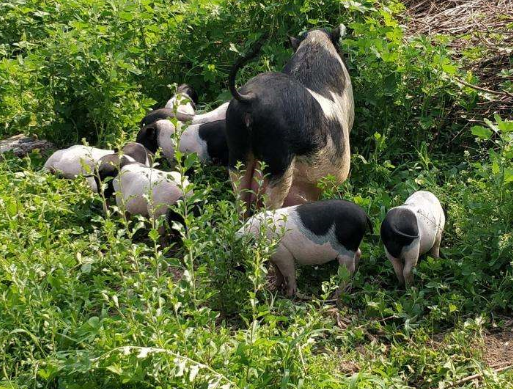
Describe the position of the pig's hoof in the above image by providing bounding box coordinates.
[286,287,297,298]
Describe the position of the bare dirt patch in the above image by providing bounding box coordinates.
[482,328,513,367]
[403,0,512,121]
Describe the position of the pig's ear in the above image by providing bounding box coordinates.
[145,124,158,141]
[288,36,301,51]
[330,24,346,43]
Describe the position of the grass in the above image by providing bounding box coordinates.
[0,137,512,388]
[1,0,512,387]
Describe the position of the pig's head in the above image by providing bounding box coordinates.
[380,207,420,285]
[165,84,198,116]
[136,119,176,159]
[121,142,152,166]
[288,25,345,53]
[176,84,198,106]
[94,154,135,198]
[284,25,347,94]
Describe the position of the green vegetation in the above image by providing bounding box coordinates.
[0,0,512,387]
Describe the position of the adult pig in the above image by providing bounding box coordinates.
[226,26,354,216]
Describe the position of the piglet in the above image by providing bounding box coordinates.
[112,163,192,221]
[44,145,114,181]
[92,142,152,197]
[165,84,198,117]
[179,120,228,166]
[380,190,445,286]
[237,200,372,297]
[45,143,149,192]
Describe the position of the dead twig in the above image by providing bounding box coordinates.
[441,364,513,388]
[453,77,513,98]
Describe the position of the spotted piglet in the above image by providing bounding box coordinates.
[237,200,372,297]
[380,191,445,286]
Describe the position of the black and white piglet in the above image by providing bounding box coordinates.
[380,191,445,285]
[179,120,228,166]
[95,153,191,222]
[237,200,372,297]
[44,142,150,192]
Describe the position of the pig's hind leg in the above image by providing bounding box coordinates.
[265,158,295,210]
[429,230,442,259]
[271,263,285,291]
[271,245,297,297]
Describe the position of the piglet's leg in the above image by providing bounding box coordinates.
[430,230,442,259]
[334,253,357,298]
[265,159,295,210]
[386,249,405,285]
[402,244,420,286]
[355,248,362,269]
[271,263,285,291]
[272,245,297,297]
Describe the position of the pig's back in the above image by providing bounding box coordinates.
[403,191,444,254]
[45,146,112,178]
[282,200,369,265]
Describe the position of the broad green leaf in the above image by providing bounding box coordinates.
[504,168,513,184]
[442,63,457,75]
[471,125,492,140]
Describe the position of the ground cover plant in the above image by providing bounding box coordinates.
[0,0,512,387]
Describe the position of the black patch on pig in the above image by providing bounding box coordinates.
[165,199,201,235]
[122,142,150,165]
[140,108,193,127]
[198,120,229,166]
[380,208,419,258]
[296,199,371,253]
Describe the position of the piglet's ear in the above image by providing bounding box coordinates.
[145,125,157,140]
[288,36,301,51]
[330,23,346,43]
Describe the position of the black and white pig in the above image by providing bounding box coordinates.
[226,26,354,216]
[44,145,113,179]
[237,200,372,297]
[380,191,445,286]
[95,155,192,221]
[178,120,229,166]
[113,165,192,221]
[44,142,151,192]
[165,84,199,117]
